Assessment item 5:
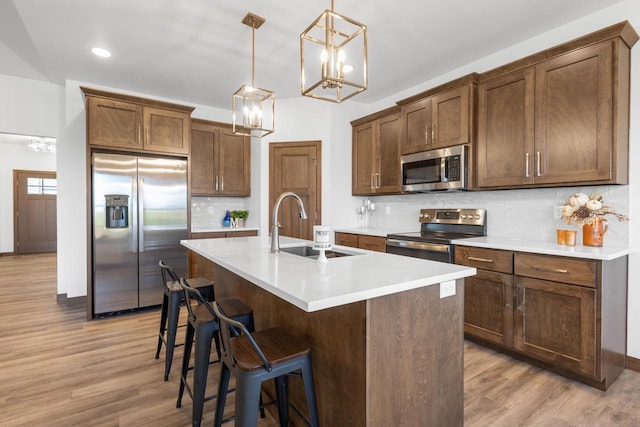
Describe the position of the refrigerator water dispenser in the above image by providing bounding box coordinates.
[105,194,129,228]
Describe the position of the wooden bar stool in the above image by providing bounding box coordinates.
[211,300,320,427]
[156,260,214,381]
[177,278,258,427]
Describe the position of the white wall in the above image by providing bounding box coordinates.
[0,135,56,252]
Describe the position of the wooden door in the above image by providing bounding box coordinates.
[464,270,514,347]
[217,127,250,196]
[477,68,535,188]
[376,112,401,193]
[432,85,470,149]
[400,97,432,154]
[87,97,143,149]
[15,170,57,254]
[514,276,596,376]
[190,121,216,195]
[351,121,376,195]
[143,107,190,155]
[269,141,321,241]
[534,41,613,184]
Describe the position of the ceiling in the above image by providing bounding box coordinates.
[0,0,624,110]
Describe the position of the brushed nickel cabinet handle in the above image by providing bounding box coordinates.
[432,124,436,144]
[468,256,494,263]
[370,174,374,189]
[220,175,224,191]
[425,126,430,144]
[536,151,542,176]
[137,125,141,143]
[215,176,219,192]
[525,153,530,177]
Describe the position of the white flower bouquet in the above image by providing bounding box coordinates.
[560,192,629,227]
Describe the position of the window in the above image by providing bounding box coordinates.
[27,177,57,195]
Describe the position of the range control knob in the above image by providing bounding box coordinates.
[460,214,467,219]
[474,214,481,220]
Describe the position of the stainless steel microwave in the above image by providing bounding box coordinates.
[401,144,468,192]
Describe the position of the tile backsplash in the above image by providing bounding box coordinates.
[353,185,630,246]
[191,197,252,229]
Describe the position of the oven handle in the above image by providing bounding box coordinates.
[386,239,451,253]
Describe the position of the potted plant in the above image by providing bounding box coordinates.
[230,210,249,228]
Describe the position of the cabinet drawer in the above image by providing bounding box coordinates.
[514,253,597,288]
[358,235,387,253]
[455,246,513,274]
[335,232,359,248]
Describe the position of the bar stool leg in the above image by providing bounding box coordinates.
[163,291,182,381]
[274,375,289,427]
[192,324,214,427]
[234,375,263,427]
[155,292,169,359]
[176,322,195,408]
[301,358,320,427]
[214,363,231,427]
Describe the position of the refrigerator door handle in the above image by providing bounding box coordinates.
[138,177,144,252]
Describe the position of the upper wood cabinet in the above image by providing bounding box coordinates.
[82,87,193,155]
[352,107,401,195]
[190,119,250,197]
[397,74,476,155]
[477,21,638,189]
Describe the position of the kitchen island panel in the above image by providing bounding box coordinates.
[203,259,464,426]
[211,262,368,427]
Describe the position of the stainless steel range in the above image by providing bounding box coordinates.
[386,208,486,263]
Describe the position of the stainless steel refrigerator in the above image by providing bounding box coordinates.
[92,152,188,315]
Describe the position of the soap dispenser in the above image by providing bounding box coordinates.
[222,210,231,227]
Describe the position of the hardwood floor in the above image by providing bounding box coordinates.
[2,253,639,426]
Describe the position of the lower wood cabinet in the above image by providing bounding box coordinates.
[335,232,386,253]
[455,245,627,390]
[188,230,258,277]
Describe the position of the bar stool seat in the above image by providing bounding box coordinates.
[177,279,258,427]
[212,301,320,427]
[156,261,215,381]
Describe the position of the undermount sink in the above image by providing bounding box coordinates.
[280,245,360,259]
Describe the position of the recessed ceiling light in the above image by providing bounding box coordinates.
[91,47,111,58]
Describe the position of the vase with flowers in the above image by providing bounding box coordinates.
[560,192,629,246]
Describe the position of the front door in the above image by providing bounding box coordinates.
[269,141,321,241]
[14,170,57,254]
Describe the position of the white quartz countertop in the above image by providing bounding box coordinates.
[181,236,476,312]
[452,236,634,261]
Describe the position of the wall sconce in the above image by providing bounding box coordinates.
[300,0,367,103]
[232,13,275,138]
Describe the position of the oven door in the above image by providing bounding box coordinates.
[386,239,452,263]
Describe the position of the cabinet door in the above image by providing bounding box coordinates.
[514,276,596,376]
[464,270,514,347]
[534,42,613,184]
[335,232,359,248]
[431,85,470,149]
[87,97,143,149]
[376,112,401,193]
[477,68,535,188]
[190,122,216,195]
[358,235,386,252]
[352,122,376,195]
[217,127,250,196]
[143,107,190,155]
[400,98,432,155]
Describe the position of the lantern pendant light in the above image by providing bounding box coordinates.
[232,13,275,138]
[300,0,368,103]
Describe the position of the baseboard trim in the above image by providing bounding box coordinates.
[56,293,87,306]
[627,355,640,373]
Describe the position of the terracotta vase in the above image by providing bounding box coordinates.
[582,218,608,247]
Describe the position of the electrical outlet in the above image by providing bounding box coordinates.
[553,205,563,219]
[385,206,391,215]
[440,280,456,298]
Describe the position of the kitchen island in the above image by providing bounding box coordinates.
[182,236,476,426]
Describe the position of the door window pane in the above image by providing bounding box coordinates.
[27,177,57,195]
